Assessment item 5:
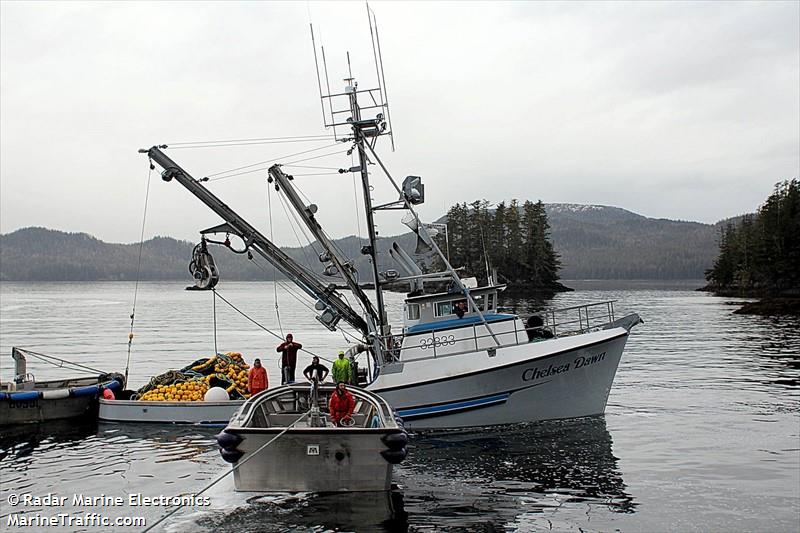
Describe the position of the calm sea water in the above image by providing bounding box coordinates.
[1,281,798,532]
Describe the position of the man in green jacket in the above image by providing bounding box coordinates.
[331,351,352,384]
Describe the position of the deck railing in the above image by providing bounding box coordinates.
[380,300,617,362]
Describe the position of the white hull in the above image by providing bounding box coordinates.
[98,399,244,425]
[368,327,629,429]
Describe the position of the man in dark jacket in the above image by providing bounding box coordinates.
[303,356,329,383]
[276,333,302,384]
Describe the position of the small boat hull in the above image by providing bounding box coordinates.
[230,429,394,492]
[1,394,96,425]
[1,377,124,426]
[219,384,406,493]
[98,399,244,425]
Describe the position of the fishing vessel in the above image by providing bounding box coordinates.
[138,21,641,430]
[216,382,407,492]
[1,347,125,425]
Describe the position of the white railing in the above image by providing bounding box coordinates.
[380,300,617,362]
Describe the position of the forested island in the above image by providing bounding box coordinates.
[434,200,568,294]
[704,179,799,315]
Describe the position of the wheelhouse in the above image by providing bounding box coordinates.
[402,284,510,334]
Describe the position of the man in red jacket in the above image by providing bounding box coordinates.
[248,358,268,396]
[276,333,302,384]
[328,382,356,426]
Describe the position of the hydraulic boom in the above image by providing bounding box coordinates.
[141,146,370,338]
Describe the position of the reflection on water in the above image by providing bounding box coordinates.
[198,490,408,533]
[0,419,96,464]
[398,417,634,531]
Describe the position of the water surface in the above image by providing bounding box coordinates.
[1,281,798,531]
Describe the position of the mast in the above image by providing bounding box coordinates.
[348,80,389,342]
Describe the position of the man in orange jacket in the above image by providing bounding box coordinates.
[248,358,269,396]
[328,382,356,426]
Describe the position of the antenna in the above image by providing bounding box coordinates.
[309,24,326,126]
[367,3,395,150]
[309,4,393,144]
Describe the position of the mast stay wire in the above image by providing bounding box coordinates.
[167,138,336,150]
[205,147,350,183]
[165,134,334,146]
[203,142,342,181]
[125,163,153,383]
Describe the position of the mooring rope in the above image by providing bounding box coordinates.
[15,348,106,375]
[125,162,153,383]
[141,409,312,533]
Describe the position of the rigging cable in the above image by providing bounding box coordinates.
[212,288,219,355]
[141,409,311,533]
[166,134,335,146]
[211,289,333,364]
[168,138,337,150]
[266,180,284,337]
[15,349,106,375]
[125,162,153,383]
[276,191,323,263]
[203,142,342,181]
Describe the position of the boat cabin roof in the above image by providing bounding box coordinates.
[405,284,506,303]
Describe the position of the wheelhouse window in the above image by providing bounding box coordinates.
[406,303,420,321]
[435,300,454,317]
[472,295,485,312]
[487,293,495,311]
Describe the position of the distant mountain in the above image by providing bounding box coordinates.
[0,204,724,282]
[543,203,719,279]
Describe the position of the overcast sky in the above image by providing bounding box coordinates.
[1,1,798,246]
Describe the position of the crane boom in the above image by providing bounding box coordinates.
[142,146,370,338]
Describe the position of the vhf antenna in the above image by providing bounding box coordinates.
[367,2,395,150]
[309,5,395,148]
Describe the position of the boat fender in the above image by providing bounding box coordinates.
[104,379,122,391]
[215,431,243,450]
[220,448,243,464]
[381,432,408,449]
[380,447,407,464]
[10,391,40,402]
[394,416,405,428]
[70,385,99,398]
[42,389,71,400]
